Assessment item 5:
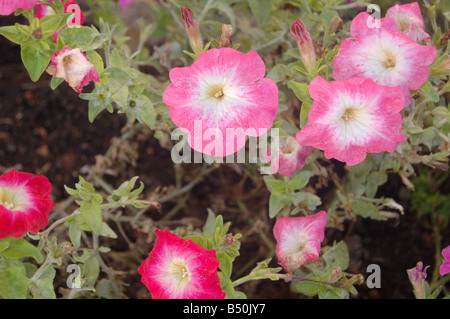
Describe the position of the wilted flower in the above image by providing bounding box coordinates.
[268,136,313,177]
[290,18,316,74]
[35,0,86,42]
[439,246,450,276]
[407,261,430,299]
[333,12,436,106]
[0,169,54,239]
[219,24,233,48]
[0,0,40,15]
[273,211,327,273]
[386,2,430,42]
[46,46,100,93]
[180,7,203,56]
[296,76,406,166]
[163,48,278,157]
[138,229,225,299]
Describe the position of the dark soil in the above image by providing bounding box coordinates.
[1,14,449,299]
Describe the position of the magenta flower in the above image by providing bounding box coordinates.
[386,2,430,43]
[0,169,54,239]
[296,76,406,166]
[0,0,40,15]
[46,46,100,93]
[268,136,313,177]
[273,211,327,273]
[163,48,278,157]
[118,0,134,9]
[35,0,86,42]
[439,246,450,276]
[138,229,226,299]
[333,12,436,106]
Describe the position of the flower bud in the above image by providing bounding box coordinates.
[290,18,316,74]
[180,7,203,56]
[407,261,429,299]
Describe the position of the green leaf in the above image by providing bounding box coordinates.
[79,197,103,235]
[288,170,314,191]
[299,101,312,128]
[0,264,29,299]
[58,26,107,51]
[263,176,286,193]
[352,199,383,220]
[85,50,104,74]
[217,252,233,284]
[21,43,50,82]
[69,222,82,248]
[288,81,312,103]
[82,253,100,288]
[1,237,44,263]
[269,191,291,218]
[132,94,156,129]
[248,0,272,27]
[39,13,72,38]
[418,80,439,103]
[0,25,29,44]
[50,76,64,90]
[322,241,349,270]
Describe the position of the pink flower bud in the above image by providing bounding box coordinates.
[46,46,100,93]
[407,261,429,299]
[180,7,203,56]
[290,18,316,73]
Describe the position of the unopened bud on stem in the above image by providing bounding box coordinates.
[180,7,203,56]
[291,18,316,75]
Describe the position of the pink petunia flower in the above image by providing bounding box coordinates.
[138,229,226,299]
[163,48,278,157]
[295,76,406,166]
[273,211,327,273]
[118,0,134,9]
[333,12,436,106]
[268,136,313,177]
[386,2,430,43]
[35,0,86,42]
[0,169,54,239]
[0,0,40,15]
[439,245,450,276]
[46,46,100,93]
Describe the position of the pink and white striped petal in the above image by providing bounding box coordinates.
[296,76,406,166]
[333,12,436,106]
[163,48,278,157]
[273,211,327,273]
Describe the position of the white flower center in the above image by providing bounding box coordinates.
[168,258,191,287]
[0,187,24,211]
